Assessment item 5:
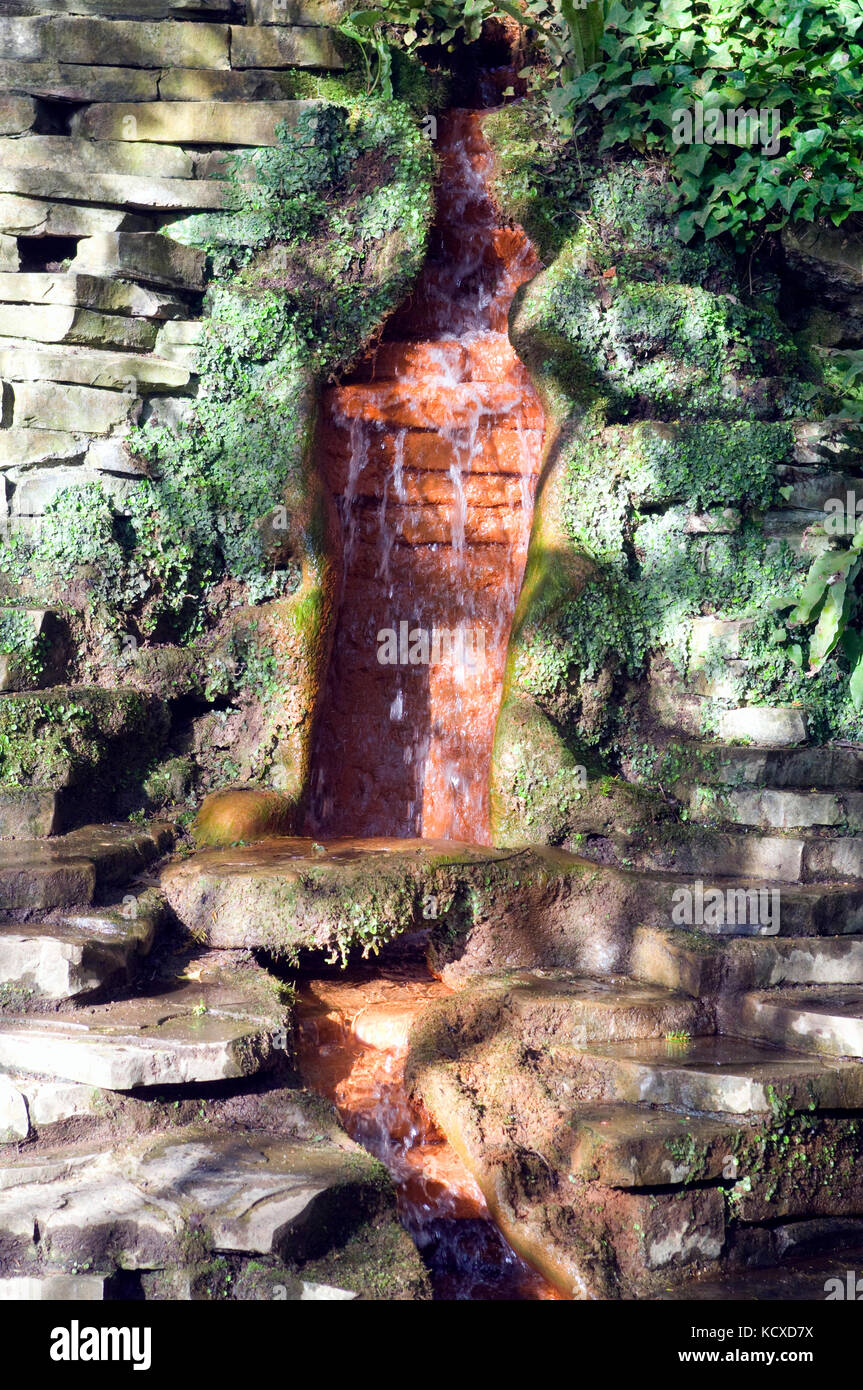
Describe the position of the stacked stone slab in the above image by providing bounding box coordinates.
[0,3,347,826]
[0,821,427,1301]
[0,2,345,535]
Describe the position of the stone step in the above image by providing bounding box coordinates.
[484,971,714,1047]
[632,926,863,997]
[0,164,234,213]
[633,872,863,937]
[4,0,233,14]
[0,338,192,391]
[155,66,319,103]
[162,834,548,955]
[0,1129,391,1283]
[567,1103,742,1187]
[0,893,162,1001]
[689,785,863,830]
[0,975,278,1089]
[603,823,863,884]
[0,58,159,103]
[71,232,205,291]
[660,1249,863,1300]
[0,272,186,319]
[572,1035,863,1113]
[0,822,173,911]
[663,741,863,791]
[722,986,863,1058]
[230,23,345,70]
[763,508,832,557]
[776,463,863,511]
[72,98,320,145]
[792,418,863,465]
[0,15,231,68]
[716,706,807,746]
[1,1072,103,1139]
[8,464,139,518]
[10,379,140,433]
[0,303,159,349]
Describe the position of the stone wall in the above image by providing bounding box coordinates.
[0,1,347,537]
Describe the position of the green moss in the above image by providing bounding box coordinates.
[0,687,169,794]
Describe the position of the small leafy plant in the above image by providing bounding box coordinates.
[559,0,863,247]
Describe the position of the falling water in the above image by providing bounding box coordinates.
[308,108,544,844]
[295,941,562,1300]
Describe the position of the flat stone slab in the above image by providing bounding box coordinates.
[629,870,863,938]
[0,193,149,238]
[0,164,234,212]
[72,98,320,145]
[1,1073,103,1137]
[0,16,230,68]
[0,973,278,1088]
[466,970,714,1048]
[669,742,863,791]
[0,303,158,349]
[573,1035,863,1113]
[0,95,38,135]
[161,836,550,956]
[0,58,159,102]
[0,1273,107,1299]
[633,927,863,997]
[0,1130,385,1274]
[717,707,807,746]
[567,1104,743,1188]
[0,822,173,912]
[71,232,205,291]
[11,379,140,434]
[229,23,344,68]
[0,273,186,317]
[0,895,160,1000]
[724,986,863,1058]
[0,134,194,178]
[690,786,863,831]
[660,1250,863,1301]
[0,338,191,390]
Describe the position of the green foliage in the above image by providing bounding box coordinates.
[559,0,863,248]
[0,608,44,685]
[339,0,608,98]
[529,184,808,422]
[0,688,168,791]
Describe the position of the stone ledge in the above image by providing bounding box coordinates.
[72,97,320,144]
[0,59,159,101]
[0,165,235,212]
[0,16,230,69]
[0,273,186,319]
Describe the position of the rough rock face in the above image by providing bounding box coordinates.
[406,969,863,1299]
